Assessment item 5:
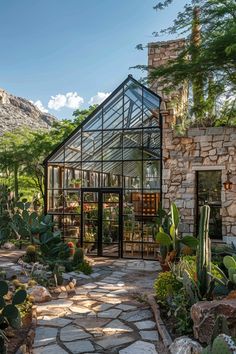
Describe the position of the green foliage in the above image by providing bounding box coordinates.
[0,281,27,353]
[75,261,92,275]
[136,0,236,125]
[155,202,198,262]
[197,204,211,298]
[25,245,37,263]
[153,271,182,303]
[73,248,84,267]
[0,106,97,199]
[33,215,71,266]
[167,288,193,335]
[0,186,38,245]
[202,334,236,354]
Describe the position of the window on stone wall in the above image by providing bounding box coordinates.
[196,170,222,239]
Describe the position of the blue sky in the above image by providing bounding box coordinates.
[0,0,188,119]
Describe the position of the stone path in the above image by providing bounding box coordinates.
[32,258,167,354]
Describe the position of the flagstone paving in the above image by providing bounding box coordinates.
[32,259,167,354]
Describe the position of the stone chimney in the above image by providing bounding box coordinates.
[148,39,188,117]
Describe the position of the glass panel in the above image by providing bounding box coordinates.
[102,130,122,161]
[123,161,142,188]
[197,171,222,239]
[143,161,161,189]
[102,192,120,257]
[82,192,98,255]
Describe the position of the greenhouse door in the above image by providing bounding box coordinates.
[81,189,122,257]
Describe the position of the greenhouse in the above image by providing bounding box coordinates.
[44,76,162,259]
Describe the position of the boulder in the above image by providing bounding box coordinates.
[2,242,15,250]
[191,299,236,344]
[169,336,202,354]
[27,285,52,303]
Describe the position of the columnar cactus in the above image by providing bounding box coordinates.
[196,205,211,297]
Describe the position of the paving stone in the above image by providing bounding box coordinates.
[75,288,89,295]
[93,303,114,312]
[99,297,121,304]
[73,317,110,333]
[88,291,104,297]
[120,309,153,322]
[95,334,134,349]
[33,344,68,354]
[82,283,97,289]
[108,289,128,296]
[90,272,101,278]
[60,324,91,341]
[33,327,58,347]
[103,319,133,333]
[119,340,158,354]
[117,281,125,287]
[37,299,73,312]
[37,317,72,327]
[116,304,137,311]
[97,308,122,319]
[134,320,156,330]
[90,288,109,293]
[69,306,91,314]
[140,330,159,341]
[79,300,97,308]
[63,340,94,353]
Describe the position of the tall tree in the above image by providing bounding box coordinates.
[137,0,236,125]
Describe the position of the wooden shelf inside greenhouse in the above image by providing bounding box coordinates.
[131,192,160,216]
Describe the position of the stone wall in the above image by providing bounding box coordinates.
[162,112,236,242]
[148,39,187,114]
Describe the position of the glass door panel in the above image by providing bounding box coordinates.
[82,191,98,255]
[197,171,222,239]
[102,192,120,257]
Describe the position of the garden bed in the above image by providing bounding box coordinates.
[6,307,36,354]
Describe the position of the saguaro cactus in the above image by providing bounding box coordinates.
[197,204,211,297]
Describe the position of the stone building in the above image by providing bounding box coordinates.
[149,39,236,244]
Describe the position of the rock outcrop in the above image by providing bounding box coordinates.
[191,299,236,344]
[0,88,56,134]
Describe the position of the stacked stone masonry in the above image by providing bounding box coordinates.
[162,112,236,241]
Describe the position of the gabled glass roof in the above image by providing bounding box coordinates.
[45,75,161,167]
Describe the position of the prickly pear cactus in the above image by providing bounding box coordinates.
[202,334,236,354]
[0,280,27,353]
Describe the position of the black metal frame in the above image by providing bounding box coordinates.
[44,75,162,259]
[81,188,123,258]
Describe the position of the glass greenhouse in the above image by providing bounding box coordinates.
[44,76,162,259]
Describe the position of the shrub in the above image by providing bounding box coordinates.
[73,248,84,266]
[76,261,92,275]
[154,271,182,304]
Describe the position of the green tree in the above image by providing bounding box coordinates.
[0,105,97,199]
[136,0,236,125]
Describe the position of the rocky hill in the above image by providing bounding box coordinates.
[0,88,56,135]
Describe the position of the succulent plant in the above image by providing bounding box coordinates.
[73,247,84,266]
[0,280,27,353]
[155,202,199,263]
[202,334,236,354]
[196,204,211,297]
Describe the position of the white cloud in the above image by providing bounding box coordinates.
[89,92,111,105]
[30,100,48,113]
[48,92,84,111]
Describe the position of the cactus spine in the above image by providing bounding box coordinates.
[197,205,211,297]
